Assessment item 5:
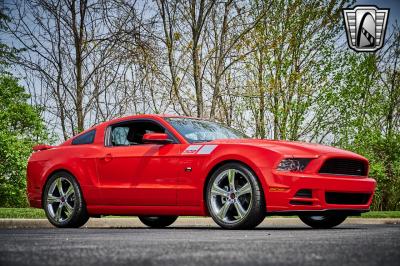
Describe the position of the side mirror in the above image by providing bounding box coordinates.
[142,133,173,144]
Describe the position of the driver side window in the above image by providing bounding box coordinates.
[109,120,167,146]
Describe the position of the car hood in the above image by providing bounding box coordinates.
[208,139,365,159]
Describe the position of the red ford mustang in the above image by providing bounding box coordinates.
[27,114,376,229]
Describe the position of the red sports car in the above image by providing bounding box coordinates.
[27,114,376,229]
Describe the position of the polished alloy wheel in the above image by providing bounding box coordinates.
[210,169,253,223]
[46,177,75,223]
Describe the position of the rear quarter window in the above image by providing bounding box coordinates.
[72,129,96,145]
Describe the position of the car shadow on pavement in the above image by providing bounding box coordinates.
[80,226,364,231]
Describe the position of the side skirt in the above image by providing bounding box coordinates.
[87,205,207,217]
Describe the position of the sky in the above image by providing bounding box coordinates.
[356,0,400,27]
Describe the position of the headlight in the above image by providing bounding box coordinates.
[276,158,312,172]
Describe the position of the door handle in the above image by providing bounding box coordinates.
[103,153,113,162]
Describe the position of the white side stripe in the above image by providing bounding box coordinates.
[197,145,218,155]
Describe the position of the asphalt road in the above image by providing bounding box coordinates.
[1,223,399,266]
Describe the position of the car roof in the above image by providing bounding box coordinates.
[62,114,192,146]
[103,114,194,125]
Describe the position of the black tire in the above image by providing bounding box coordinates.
[43,171,89,228]
[299,214,347,229]
[206,162,265,229]
[138,216,178,228]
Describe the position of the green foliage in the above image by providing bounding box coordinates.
[315,51,400,211]
[346,132,400,211]
[245,0,352,140]
[359,211,400,218]
[0,75,48,207]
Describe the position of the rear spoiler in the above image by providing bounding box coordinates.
[33,144,54,151]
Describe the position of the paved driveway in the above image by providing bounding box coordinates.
[0,222,399,265]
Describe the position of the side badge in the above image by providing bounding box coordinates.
[183,145,202,154]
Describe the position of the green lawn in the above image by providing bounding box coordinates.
[0,208,46,219]
[0,208,400,219]
[358,211,400,218]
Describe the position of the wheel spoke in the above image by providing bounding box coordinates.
[64,203,73,218]
[54,204,62,222]
[227,169,236,191]
[211,183,229,197]
[217,201,232,220]
[65,185,74,198]
[56,178,64,196]
[47,195,60,204]
[236,182,251,197]
[234,200,247,218]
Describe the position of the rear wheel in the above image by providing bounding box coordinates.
[299,214,347,229]
[206,162,265,229]
[138,216,178,228]
[43,171,89,228]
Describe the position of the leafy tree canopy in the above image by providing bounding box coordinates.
[0,75,48,207]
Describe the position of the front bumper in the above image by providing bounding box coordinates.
[263,169,376,213]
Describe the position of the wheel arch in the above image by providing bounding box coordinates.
[41,166,80,189]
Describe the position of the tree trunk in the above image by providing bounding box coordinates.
[70,0,87,133]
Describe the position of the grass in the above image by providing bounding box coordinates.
[0,208,46,219]
[359,211,400,218]
[0,208,400,219]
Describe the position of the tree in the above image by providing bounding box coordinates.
[156,0,191,116]
[0,9,18,74]
[310,26,400,210]
[0,75,48,207]
[244,0,349,139]
[5,0,155,140]
[0,9,48,207]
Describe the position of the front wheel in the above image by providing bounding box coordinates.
[206,162,265,229]
[43,171,89,228]
[138,216,178,228]
[299,214,347,229]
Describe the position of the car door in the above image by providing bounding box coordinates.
[97,119,180,206]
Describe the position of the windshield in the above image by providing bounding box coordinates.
[164,117,247,143]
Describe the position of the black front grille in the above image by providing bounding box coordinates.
[325,192,371,205]
[319,158,367,176]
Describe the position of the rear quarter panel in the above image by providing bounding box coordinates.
[27,145,102,208]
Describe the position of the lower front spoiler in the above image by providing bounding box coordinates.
[267,209,370,217]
